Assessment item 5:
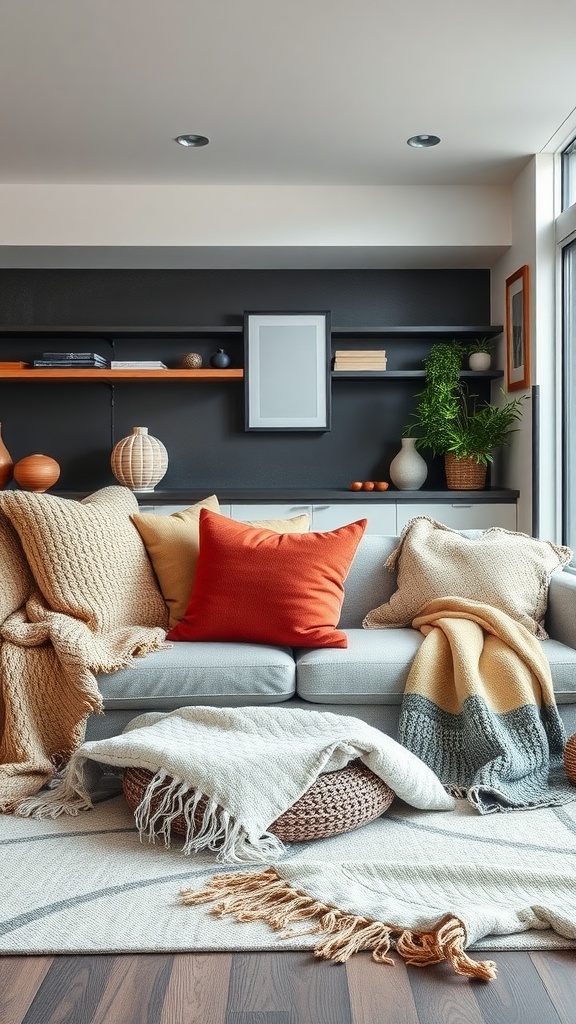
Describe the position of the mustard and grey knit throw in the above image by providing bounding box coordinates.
[398,596,573,812]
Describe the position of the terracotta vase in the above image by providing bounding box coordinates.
[111,426,168,493]
[0,422,14,488]
[13,454,61,492]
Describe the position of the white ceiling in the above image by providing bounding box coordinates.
[2,0,576,267]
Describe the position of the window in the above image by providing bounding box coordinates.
[563,241,576,551]
[562,137,576,212]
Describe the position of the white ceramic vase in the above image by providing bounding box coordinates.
[111,426,168,493]
[468,351,491,371]
[389,437,428,491]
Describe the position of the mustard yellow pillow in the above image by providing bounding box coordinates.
[131,496,221,628]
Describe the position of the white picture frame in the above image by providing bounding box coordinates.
[244,311,331,431]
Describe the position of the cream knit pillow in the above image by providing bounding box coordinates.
[0,486,168,632]
[0,508,33,623]
[362,515,572,639]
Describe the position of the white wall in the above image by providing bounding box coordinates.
[491,155,557,539]
[0,184,510,249]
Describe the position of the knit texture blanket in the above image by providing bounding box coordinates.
[0,487,168,812]
[15,705,455,861]
[397,597,573,812]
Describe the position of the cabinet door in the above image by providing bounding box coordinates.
[312,503,397,534]
[137,503,231,516]
[396,503,517,532]
[229,503,312,524]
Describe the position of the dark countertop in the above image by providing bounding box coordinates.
[53,487,519,504]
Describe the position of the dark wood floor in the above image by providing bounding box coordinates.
[0,949,575,1024]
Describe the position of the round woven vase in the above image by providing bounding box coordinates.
[111,426,168,493]
[123,760,395,843]
[444,453,487,491]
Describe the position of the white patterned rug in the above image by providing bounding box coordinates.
[2,789,576,965]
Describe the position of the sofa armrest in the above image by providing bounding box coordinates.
[546,570,576,648]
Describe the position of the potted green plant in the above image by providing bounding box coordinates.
[405,342,526,489]
[467,336,498,371]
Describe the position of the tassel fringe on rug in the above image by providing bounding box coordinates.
[180,867,498,980]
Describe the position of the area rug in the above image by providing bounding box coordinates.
[2,789,576,972]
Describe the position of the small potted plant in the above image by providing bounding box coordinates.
[467,337,496,372]
[405,342,526,489]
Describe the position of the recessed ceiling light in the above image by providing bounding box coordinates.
[175,134,210,147]
[407,134,441,148]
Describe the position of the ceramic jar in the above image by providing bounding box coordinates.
[468,351,491,371]
[389,438,428,491]
[209,349,231,369]
[13,454,60,492]
[111,426,168,493]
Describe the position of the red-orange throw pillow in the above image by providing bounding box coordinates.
[167,509,367,648]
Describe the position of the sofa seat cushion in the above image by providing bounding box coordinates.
[539,639,576,704]
[295,628,424,704]
[96,642,296,710]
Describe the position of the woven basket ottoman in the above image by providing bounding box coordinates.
[123,760,395,842]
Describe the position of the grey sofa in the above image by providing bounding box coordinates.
[86,533,576,742]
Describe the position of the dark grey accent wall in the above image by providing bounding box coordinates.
[0,268,492,491]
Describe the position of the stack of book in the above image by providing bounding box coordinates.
[33,351,109,368]
[333,349,387,371]
[110,360,168,369]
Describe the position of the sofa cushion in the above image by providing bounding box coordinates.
[96,640,296,709]
[0,486,167,632]
[131,495,221,627]
[363,516,572,639]
[295,628,424,703]
[168,509,367,648]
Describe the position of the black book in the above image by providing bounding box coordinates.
[41,351,108,363]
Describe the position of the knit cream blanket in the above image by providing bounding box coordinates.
[15,705,455,860]
[0,486,168,812]
[0,592,166,811]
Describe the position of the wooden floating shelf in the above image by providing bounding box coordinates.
[0,368,244,382]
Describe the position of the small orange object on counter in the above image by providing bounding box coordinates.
[374,481,389,491]
[349,481,363,491]
[362,481,375,491]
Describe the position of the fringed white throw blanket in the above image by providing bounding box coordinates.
[16,705,455,862]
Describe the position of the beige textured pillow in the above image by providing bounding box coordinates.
[0,508,33,623]
[0,486,168,632]
[132,495,221,628]
[362,515,572,639]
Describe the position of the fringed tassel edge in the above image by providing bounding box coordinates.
[180,867,497,981]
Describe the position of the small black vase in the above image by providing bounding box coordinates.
[209,349,231,369]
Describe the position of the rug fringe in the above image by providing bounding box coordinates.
[180,868,497,980]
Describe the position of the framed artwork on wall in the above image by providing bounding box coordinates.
[505,265,530,391]
[244,311,332,431]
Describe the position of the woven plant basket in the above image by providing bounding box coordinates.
[444,453,487,491]
[564,734,576,785]
[123,760,394,843]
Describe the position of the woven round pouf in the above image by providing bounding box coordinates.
[123,760,394,843]
[564,734,576,785]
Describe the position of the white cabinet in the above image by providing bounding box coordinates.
[396,502,517,532]
[137,503,232,516]
[229,503,311,523]
[311,503,396,534]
